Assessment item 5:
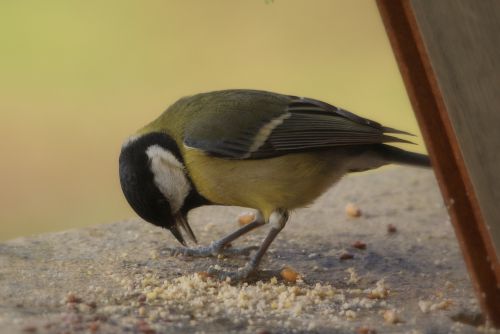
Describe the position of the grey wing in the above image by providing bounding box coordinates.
[184,92,413,160]
[249,96,413,159]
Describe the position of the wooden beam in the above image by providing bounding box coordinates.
[377,0,500,327]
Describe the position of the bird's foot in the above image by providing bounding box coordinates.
[167,243,258,258]
[207,262,258,282]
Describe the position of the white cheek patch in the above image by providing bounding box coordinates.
[146,145,191,213]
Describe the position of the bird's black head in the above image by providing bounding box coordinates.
[119,132,207,245]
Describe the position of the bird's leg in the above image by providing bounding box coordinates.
[208,209,289,281]
[169,212,265,257]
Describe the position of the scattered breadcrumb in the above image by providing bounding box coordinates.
[307,253,319,259]
[346,203,362,218]
[77,303,92,313]
[88,322,99,333]
[430,299,453,311]
[238,212,255,226]
[444,281,455,289]
[65,292,82,304]
[346,267,360,285]
[345,310,357,320]
[367,280,389,299]
[477,324,500,333]
[149,250,159,260]
[196,271,211,281]
[203,222,216,232]
[136,320,155,334]
[383,309,400,324]
[407,330,424,334]
[418,300,432,313]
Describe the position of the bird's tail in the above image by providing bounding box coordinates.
[376,144,431,168]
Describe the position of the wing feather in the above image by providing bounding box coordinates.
[183,90,414,160]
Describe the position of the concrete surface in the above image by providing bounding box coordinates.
[0,167,493,333]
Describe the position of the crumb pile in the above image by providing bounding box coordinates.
[96,271,393,332]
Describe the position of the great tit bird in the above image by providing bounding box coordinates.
[119,89,430,280]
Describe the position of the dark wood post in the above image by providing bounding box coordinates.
[377,0,500,327]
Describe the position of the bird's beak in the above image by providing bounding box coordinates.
[169,213,198,246]
[169,224,187,246]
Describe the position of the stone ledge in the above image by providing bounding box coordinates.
[0,168,483,333]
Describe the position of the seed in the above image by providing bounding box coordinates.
[383,309,400,324]
[357,326,377,334]
[352,241,367,250]
[345,203,362,218]
[238,212,255,226]
[22,326,37,333]
[387,224,397,233]
[339,252,354,260]
[196,272,212,281]
[66,293,82,304]
[280,267,300,283]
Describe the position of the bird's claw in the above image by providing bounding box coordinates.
[166,244,258,258]
[218,245,259,256]
[207,262,258,282]
[168,245,215,257]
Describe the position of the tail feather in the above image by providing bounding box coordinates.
[376,144,431,167]
[382,126,416,137]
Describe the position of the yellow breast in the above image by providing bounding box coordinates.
[183,148,349,220]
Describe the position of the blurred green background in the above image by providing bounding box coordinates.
[0,0,424,241]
